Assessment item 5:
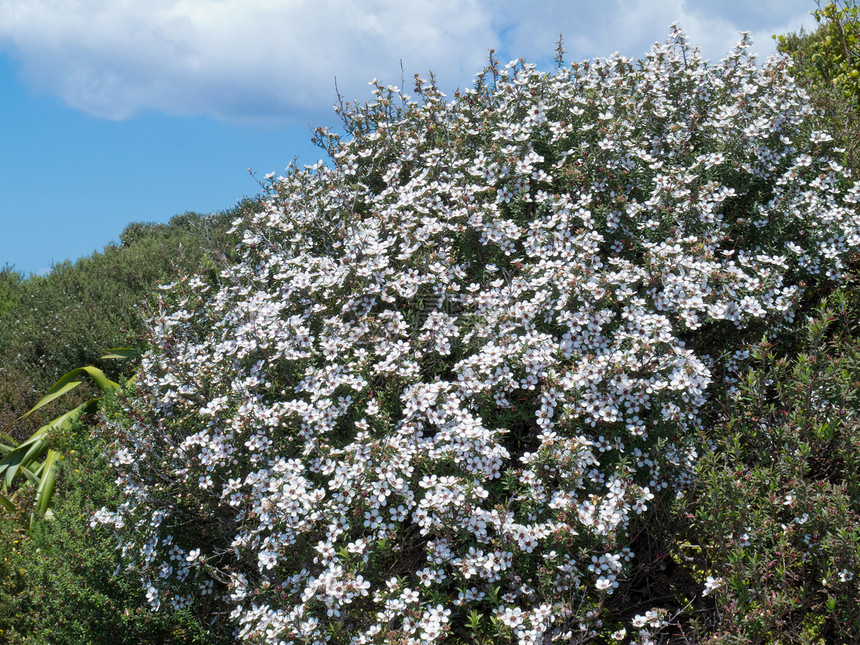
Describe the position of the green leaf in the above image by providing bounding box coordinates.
[0,491,15,513]
[35,450,59,517]
[10,379,84,426]
[101,347,139,360]
[8,367,120,432]
[19,464,40,487]
[67,366,120,394]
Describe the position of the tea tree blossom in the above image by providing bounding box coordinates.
[97,26,860,643]
[702,575,723,596]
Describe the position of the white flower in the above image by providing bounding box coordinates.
[258,551,278,570]
[702,575,723,596]
[111,448,134,466]
[595,576,615,591]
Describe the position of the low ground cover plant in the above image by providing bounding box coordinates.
[93,27,860,643]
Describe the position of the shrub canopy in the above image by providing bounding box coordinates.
[97,27,860,643]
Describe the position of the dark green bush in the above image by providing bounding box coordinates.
[777,1,860,171]
[1,205,245,388]
[0,266,22,322]
[672,289,860,642]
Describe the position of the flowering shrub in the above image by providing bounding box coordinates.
[96,27,860,643]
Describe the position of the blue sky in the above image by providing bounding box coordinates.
[0,0,816,276]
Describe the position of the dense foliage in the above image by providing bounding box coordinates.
[675,289,860,641]
[89,28,860,643]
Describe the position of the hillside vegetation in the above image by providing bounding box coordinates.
[0,205,251,438]
[2,11,860,644]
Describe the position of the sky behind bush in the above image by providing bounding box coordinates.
[0,0,814,276]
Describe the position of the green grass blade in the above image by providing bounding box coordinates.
[6,422,52,452]
[5,366,120,434]
[71,366,120,394]
[0,400,92,488]
[46,405,86,433]
[19,464,40,486]
[1,438,46,488]
[1,445,29,488]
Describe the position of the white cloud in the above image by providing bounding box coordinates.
[0,0,816,126]
[488,0,814,66]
